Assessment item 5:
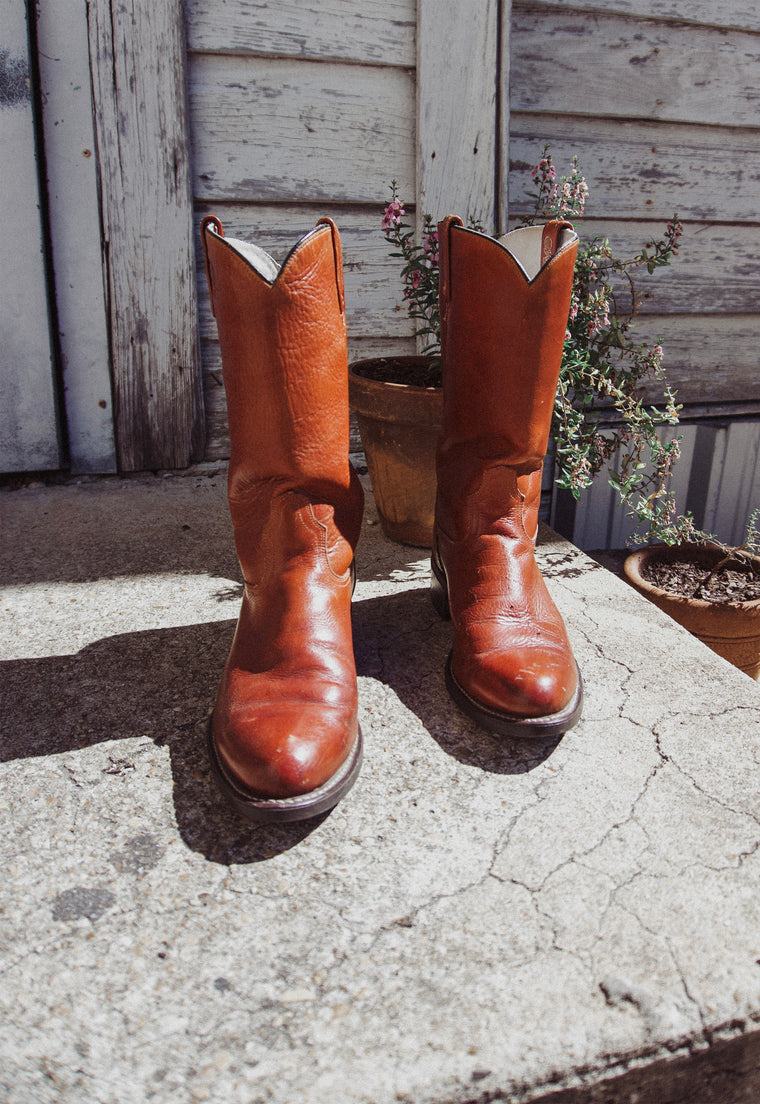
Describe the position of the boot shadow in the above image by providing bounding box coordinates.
[352,586,562,775]
[2,585,559,866]
[0,620,327,864]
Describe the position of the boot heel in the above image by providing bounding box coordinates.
[430,553,451,619]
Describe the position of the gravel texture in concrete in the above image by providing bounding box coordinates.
[2,470,760,1104]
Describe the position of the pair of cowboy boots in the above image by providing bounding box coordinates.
[200,213,582,824]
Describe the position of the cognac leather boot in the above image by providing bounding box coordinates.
[431,216,583,738]
[200,215,364,821]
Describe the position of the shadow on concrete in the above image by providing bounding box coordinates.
[0,476,240,587]
[0,619,326,864]
[2,581,560,865]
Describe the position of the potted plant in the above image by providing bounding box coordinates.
[352,155,760,677]
[516,154,760,677]
[623,523,760,678]
[350,153,687,550]
[348,185,444,546]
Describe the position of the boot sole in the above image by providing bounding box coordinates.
[445,653,583,739]
[206,718,363,824]
[431,550,584,739]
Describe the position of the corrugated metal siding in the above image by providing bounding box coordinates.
[551,420,760,549]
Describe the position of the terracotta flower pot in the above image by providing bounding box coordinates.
[623,543,760,679]
[348,357,443,547]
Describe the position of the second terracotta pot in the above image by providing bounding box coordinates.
[349,357,443,547]
[623,543,760,679]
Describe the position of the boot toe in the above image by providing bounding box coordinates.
[214,704,356,799]
[455,647,577,720]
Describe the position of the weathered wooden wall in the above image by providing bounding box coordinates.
[186,0,511,458]
[36,0,116,474]
[0,0,61,472]
[184,0,418,458]
[89,0,204,472]
[508,0,760,544]
[185,0,759,546]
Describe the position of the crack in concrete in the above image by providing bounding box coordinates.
[355,867,499,959]
[653,725,760,835]
[612,896,708,1036]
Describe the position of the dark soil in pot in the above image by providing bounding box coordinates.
[624,543,760,679]
[640,551,760,603]
[352,356,441,389]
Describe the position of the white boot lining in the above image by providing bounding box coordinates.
[496,225,576,281]
[224,236,280,282]
[222,223,572,285]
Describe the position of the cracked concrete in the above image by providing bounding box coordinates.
[2,470,760,1103]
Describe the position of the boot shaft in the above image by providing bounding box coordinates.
[200,216,363,571]
[437,216,578,475]
[200,216,353,503]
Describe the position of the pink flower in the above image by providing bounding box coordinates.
[425,229,438,245]
[423,229,439,264]
[382,199,406,230]
[532,157,556,184]
[666,221,682,241]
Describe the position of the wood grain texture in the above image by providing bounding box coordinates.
[36,0,116,473]
[509,116,760,222]
[507,217,760,315]
[511,5,760,128]
[193,205,416,342]
[417,0,500,228]
[519,0,760,34]
[188,54,414,203]
[184,0,416,66]
[0,0,61,471]
[577,221,760,316]
[626,313,760,405]
[89,0,203,471]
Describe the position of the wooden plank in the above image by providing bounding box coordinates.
[36,0,116,473]
[188,54,414,203]
[574,221,760,317]
[509,116,760,222]
[511,7,760,128]
[546,314,760,409]
[519,0,760,34]
[202,363,230,462]
[346,336,416,363]
[626,314,760,406]
[184,0,416,67]
[0,0,61,472]
[499,0,513,233]
[193,205,416,342]
[507,217,760,316]
[417,0,500,229]
[89,0,204,471]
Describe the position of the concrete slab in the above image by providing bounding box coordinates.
[1,470,760,1104]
